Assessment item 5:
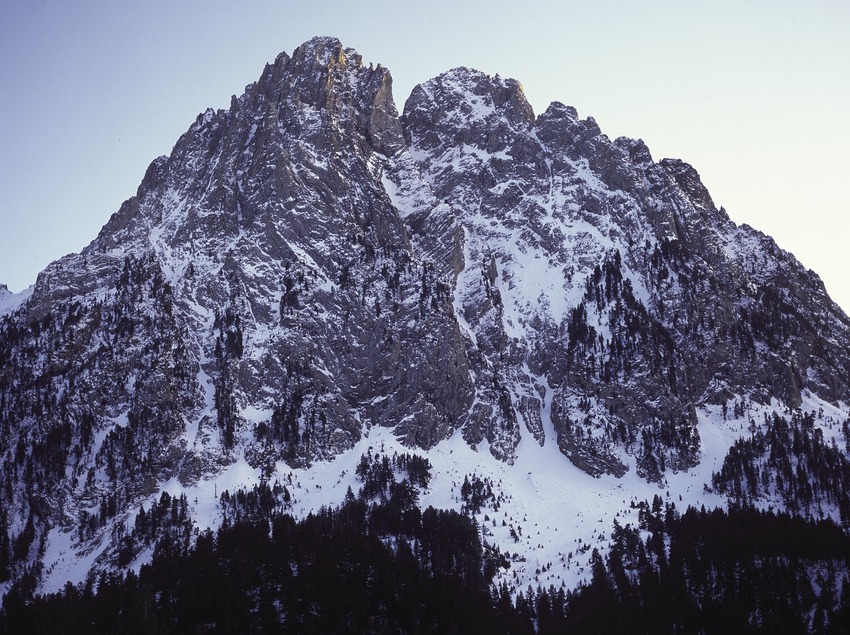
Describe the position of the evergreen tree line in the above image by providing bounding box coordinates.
[519,501,850,634]
[4,492,850,633]
[0,496,502,634]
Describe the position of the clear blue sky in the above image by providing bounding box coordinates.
[2,0,849,311]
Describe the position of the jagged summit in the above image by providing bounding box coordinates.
[0,282,31,318]
[403,67,535,162]
[291,34,345,63]
[1,37,849,599]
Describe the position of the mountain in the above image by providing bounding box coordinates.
[0,285,30,318]
[1,36,850,617]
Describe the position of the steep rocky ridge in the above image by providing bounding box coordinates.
[401,66,850,476]
[1,37,849,595]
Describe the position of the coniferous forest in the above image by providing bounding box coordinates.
[2,452,850,633]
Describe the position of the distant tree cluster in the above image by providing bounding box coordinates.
[219,480,292,524]
[566,250,676,389]
[248,359,335,468]
[711,409,850,524]
[355,450,432,500]
[460,473,496,515]
[514,501,850,634]
[117,491,192,567]
[557,249,700,480]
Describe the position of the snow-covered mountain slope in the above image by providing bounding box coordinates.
[1,36,849,598]
[0,284,31,317]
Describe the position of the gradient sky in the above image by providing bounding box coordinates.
[2,0,849,311]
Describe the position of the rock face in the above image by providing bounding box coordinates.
[400,66,850,476]
[1,37,850,589]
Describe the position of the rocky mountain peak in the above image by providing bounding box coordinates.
[0,284,17,318]
[2,37,850,601]
[403,67,534,159]
[249,35,403,157]
[291,35,346,67]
